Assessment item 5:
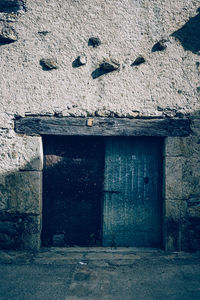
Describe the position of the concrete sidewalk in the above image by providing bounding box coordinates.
[0,248,200,300]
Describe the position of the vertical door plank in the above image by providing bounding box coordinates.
[103,137,163,247]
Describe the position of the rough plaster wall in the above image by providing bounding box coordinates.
[0,0,200,250]
[0,0,199,122]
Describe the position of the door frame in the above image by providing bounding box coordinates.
[14,116,191,250]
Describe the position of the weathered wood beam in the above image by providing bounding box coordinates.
[14,117,191,137]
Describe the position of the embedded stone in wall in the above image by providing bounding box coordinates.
[0,131,43,172]
[0,212,41,251]
[186,196,200,251]
[165,137,189,157]
[131,56,145,66]
[0,212,22,249]
[165,157,184,200]
[0,221,17,236]
[165,156,200,201]
[77,55,87,65]
[126,111,140,118]
[0,232,16,249]
[1,171,42,214]
[72,54,87,68]
[19,136,43,171]
[187,197,200,218]
[0,0,25,13]
[187,217,200,251]
[165,135,200,159]
[182,158,200,200]
[38,31,50,36]
[95,110,111,117]
[100,60,120,71]
[21,215,41,251]
[0,26,18,44]
[88,37,101,48]
[152,39,167,52]
[165,200,187,251]
[40,58,58,71]
[92,60,120,79]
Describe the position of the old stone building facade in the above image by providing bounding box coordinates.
[0,0,200,251]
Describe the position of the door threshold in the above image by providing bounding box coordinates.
[41,246,163,253]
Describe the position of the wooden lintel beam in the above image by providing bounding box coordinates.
[14,117,191,137]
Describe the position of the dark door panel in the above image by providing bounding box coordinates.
[41,136,105,247]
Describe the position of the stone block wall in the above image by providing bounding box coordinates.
[0,0,200,251]
[0,130,42,250]
[165,118,200,251]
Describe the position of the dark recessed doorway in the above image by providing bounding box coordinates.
[41,136,105,247]
[41,136,163,248]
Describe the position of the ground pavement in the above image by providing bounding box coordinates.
[0,247,200,300]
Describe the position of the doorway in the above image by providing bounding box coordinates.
[41,136,163,247]
[41,136,105,246]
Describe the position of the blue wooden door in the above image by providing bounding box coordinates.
[103,137,163,247]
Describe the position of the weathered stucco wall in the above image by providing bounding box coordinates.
[0,0,200,251]
[0,0,200,120]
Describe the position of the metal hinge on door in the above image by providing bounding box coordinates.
[103,190,121,194]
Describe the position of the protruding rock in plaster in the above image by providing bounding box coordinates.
[40,58,58,71]
[100,60,120,71]
[92,60,120,79]
[0,13,19,23]
[61,110,70,117]
[95,110,111,117]
[126,111,140,118]
[152,39,168,52]
[0,0,25,13]
[88,37,101,48]
[0,25,18,44]
[72,54,87,68]
[131,56,146,66]
[38,31,50,36]
[78,54,87,65]
[25,111,54,117]
[157,107,178,118]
